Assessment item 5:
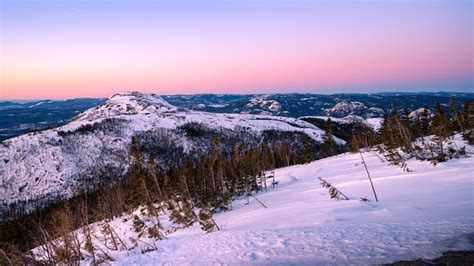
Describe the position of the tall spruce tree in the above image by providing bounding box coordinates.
[430,103,450,160]
[147,154,165,201]
[448,97,461,132]
[389,109,403,146]
[420,106,431,137]
[378,113,392,146]
[430,103,449,138]
[260,137,273,170]
[125,136,148,207]
[321,118,335,158]
[412,116,422,138]
[348,133,359,153]
[462,100,474,144]
[449,97,456,117]
[402,107,411,128]
[296,134,316,163]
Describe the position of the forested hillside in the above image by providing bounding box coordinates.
[0,94,472,264]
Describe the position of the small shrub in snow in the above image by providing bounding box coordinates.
[318,177,349,201]
[360,197,370,202]
[167,199,197,233]
[132,215,145,236]
[198,204,220,233]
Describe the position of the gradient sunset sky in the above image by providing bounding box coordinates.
[1,0,473,99]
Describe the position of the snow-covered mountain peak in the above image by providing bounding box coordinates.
[73,91,178,122]
[409,107,433,119]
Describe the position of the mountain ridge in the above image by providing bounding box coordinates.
[0,92,341,218]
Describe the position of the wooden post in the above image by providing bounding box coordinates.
[358,149,379,202]
[210,217,221,231]
[251,194,268,208]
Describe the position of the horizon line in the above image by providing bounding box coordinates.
[2,90,474,102]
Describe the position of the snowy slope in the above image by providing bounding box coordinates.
[73,92,177,121]
[324,101,384,118]
[34,135,473,265]
[0,92,342,215]
[301,115,384,131]
[409,107,433,119]
[246,94,282,113]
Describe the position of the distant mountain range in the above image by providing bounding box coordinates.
[1,92,473,141]
[0,98,104,141]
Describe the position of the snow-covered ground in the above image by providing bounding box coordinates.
[41,135,473,265]
[300,115,384,131]
[0,92,343,212]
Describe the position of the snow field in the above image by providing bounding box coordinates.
[87,137,473,265]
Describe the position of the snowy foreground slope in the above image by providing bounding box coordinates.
[52,136,473,265]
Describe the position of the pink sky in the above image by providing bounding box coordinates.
[1,0,472,99]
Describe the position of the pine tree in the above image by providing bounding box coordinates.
[296,134,316,163]
[412,116,422,138]
[132,215,145,236]
[448,97,463,132]
[321,118,335,157]
[392,108,414,154]
[147,155,164,201]
[125,137,148,208]
[430,103,449,138]
[449,97,456,117]
[260,137,273,170]
[348,133,359,153]
[389,109,403,146]
[420,106,430,137]
[378,113,393,147]
[198,204,219,233]
[168,198,196,230]
[429,103,450,161]
[402,107,411,128]
[462,100,474,144]
[273,141,292,167]
[182,200,197,227]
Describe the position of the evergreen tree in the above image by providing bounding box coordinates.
[412,116,422,138]
[296,135,316,163]
[132,215,145,236]
[378,113,392,146]
[402,107,411,128]
[125,137,148,207]
[198,204,219,233]
[391,108,414,154]
[260,137,273,170]
[321,118,335,158]
[430,103,449,138]
[168,199,196,230]
[348,133,359,153]
[449,97,456,117]
[461,100,474,144]
[429,103,450,161]
[181,200,197,227]
[420,106,431,137]
[448,97,461,132]
[147,154,164,201]
[389,109,404,146]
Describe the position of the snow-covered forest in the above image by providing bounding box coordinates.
[0,92,473,265]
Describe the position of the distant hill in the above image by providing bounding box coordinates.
[0,92,340,216]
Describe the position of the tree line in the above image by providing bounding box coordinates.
[348,99,473,165]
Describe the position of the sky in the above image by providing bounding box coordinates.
[0,0,473,99]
